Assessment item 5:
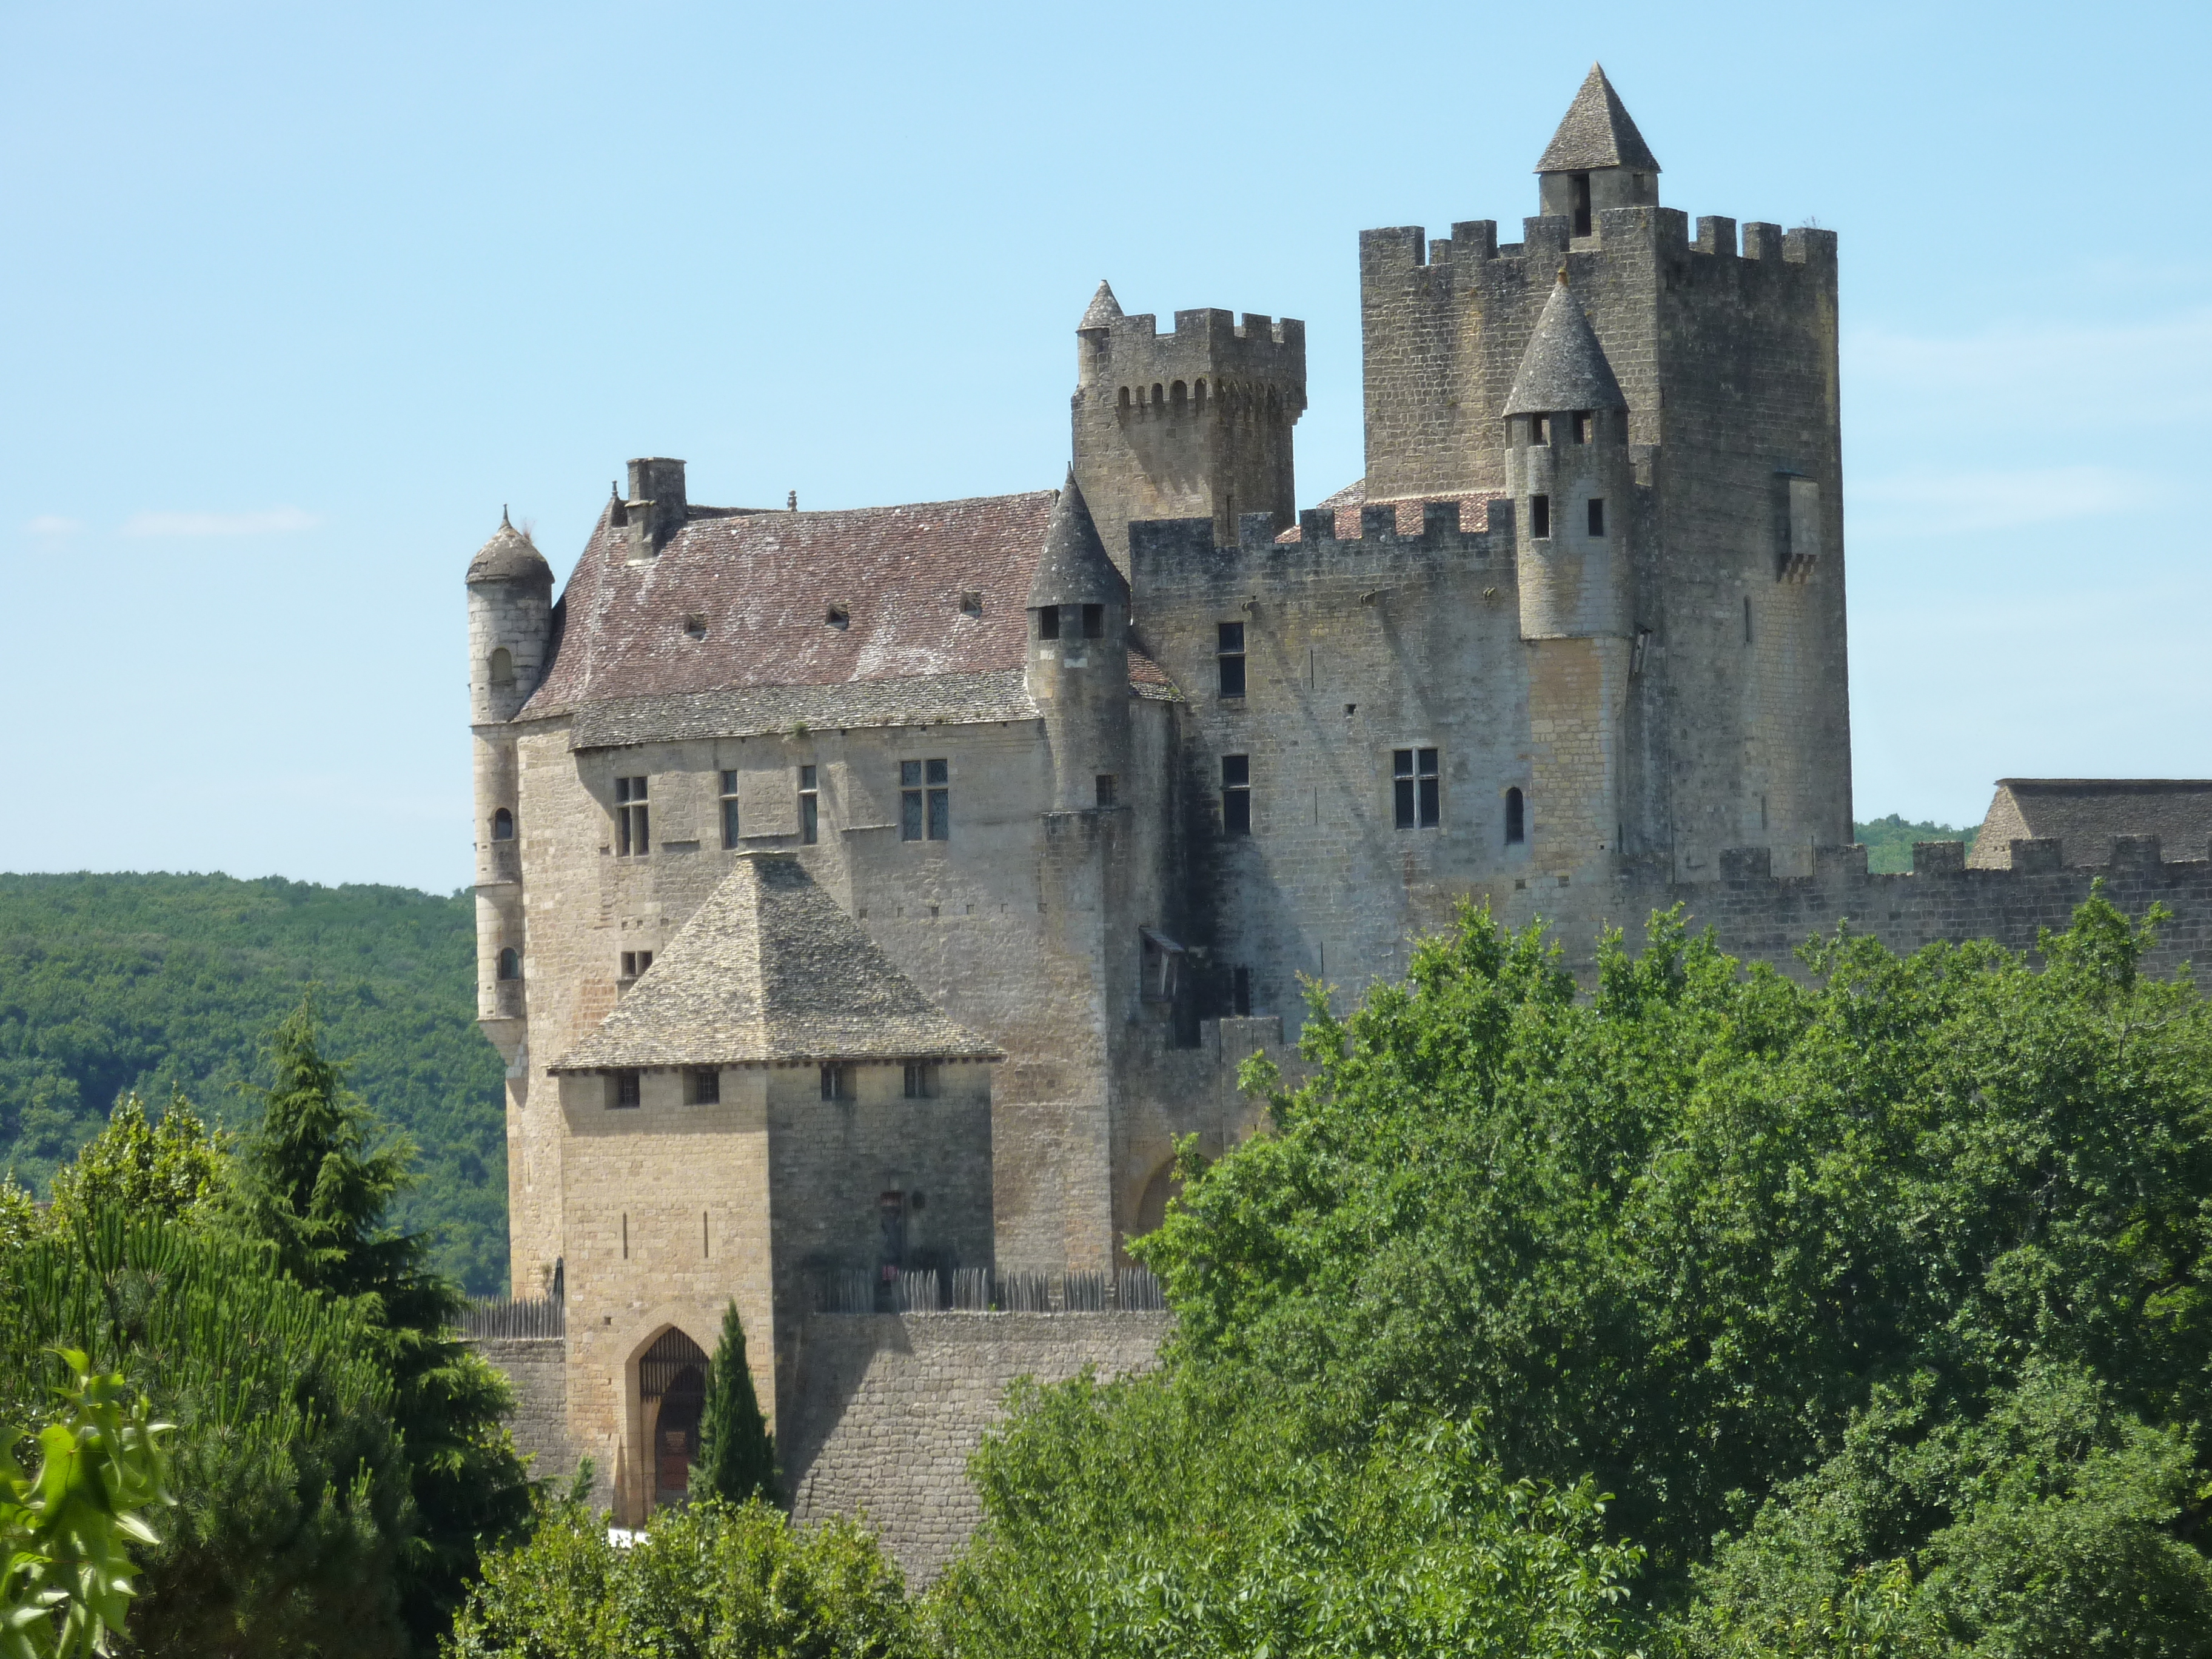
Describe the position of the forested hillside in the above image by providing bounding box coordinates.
[1854,813,1979,873]
[0,871,506,1292]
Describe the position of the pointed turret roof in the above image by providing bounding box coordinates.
[465,509,554,585]
[1028,471,1128,608]
[548,853,1000,1073]
[1535,64,1660,174]
[1503,271,1626,416]
[1078,280,1124,330]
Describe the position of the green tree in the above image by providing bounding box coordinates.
[446,1495,914,1659]
[696,1299,778,1507]
[226,997,532,1650]
[0,1350,171,1659]
[46,1090,225,1231]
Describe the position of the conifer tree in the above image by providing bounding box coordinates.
[697,1299,778,1506]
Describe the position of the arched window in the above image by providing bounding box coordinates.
[497,947,521,981]
[1170,380,1187,409]
[488,647,514,688]
[492,808,514,840]
[1505,787,1526,845]
[1118,386,1131,410]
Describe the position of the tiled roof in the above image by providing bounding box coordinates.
[1078,280,1123,330]
[526,492,1059,716]
[1028,472,1127,608]
[548,853,1001,1073]
[1968,779,2212,869]
[1276,480,1507,541]
[1535,64,1661,174]
[1504,275,1626,416]
[466,516,554,586]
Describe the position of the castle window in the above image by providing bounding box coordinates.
[492,807,514,841]
[615,776,649,856]
[1505,787,1526,845]
[1744,595,1754,644]
[902,1062,937,1100]
[1572,411,1592,444]
[826,603,850,629]
[1118,386,1131,411]
[686,1069,720,1106]
[960,591,982,617]
[1570,171,1592,237]
[900,759,949,842]
[488,647,514,688]
[612,1071,641,1110]
[1216,622,1246,698]
[1393,748,1440,830]
[1221,754,1251,837]
[820,1064,854,1102]
[800,765,819,845]
[1151,383,1164,408]
[619,950,653,980]
[1036,605,1061,642]
[1082,603,1104,639]
[1195,378,1208,407]
[1171,380,1187,409]
[1530,494,1552,539]
[1530,415,1550,446]
[497,947,521,981]
[720,770,740,849]
[1095,773,1117,808]
[1232,965,1252,1017]
[1587,498,1606,537]
[683,614,707,641]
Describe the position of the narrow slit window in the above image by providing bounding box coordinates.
[1393,748,1440,829]
[1505,786,1527,845]
[1217,622,1246,698]
[1744,595,1754,644]
[1570,171,1592,237]
[1035,605,1061,641]
[720,769,740,849]
[687,1069,720,1105]
[1530,494,1552,539]
[1587,498,1606,537]
[799,764,819,845]
[1082,603,1104,639]
[612,1071,641,1110]
[491,807,514,841]
[1221,754,1251,837]
[615,776,649,856]
[1572,411,1592,444]
[902,1062,937,1099]
[1232,965,1252,1017]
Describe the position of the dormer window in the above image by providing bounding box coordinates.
[825,603,850,630]
[682,614,707,641]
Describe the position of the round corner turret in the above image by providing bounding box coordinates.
[1027,471,1132,811]
[467,512,556,726]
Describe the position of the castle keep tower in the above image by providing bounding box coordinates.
[1359,62,1849,879]
[1071,281,1307,558]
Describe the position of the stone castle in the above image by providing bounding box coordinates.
[462,68,2212,1569]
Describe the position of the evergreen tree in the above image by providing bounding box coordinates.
[697,1299,778,1506]
[225,996,532,1651]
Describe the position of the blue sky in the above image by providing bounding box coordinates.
[4,0,2207,893]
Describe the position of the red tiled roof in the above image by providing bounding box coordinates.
[526,492,1059,715]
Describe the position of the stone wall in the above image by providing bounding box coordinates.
[784,1310,1170,1583]
[467,1335,575,1485]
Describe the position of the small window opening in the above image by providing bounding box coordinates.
[1530,494,1552,539]
[1744,595,1754,644]
[1530,414,1550,446]
[1572,411,1592,444]
[720,769,740,849]
[1170,380,1187,409]
[820,1064,853,1102]
[900,759,949,842]
[491,807,514,841]
[1393,748,1441,830]
[687,1069,720,1105]
[615,776,650,856]
[1094,773,1117,808]
[497,946,520,981]
[903,1062,937,1099]
[1118,386,1131,411]
[1587,498,1606,537]
[1506,786,1527,845]
[1036,605,1061,641]
[959,591,982,617]
[1216,622,1246,698]
[1151,383,1164,407]
[1232,965,1252,1017]
[825,603,850,629]
[1760,794,1769,833]
[682,614,707,641]
[612,1071,641,1110]
[1221,754,1251,837]
[618,949,654,980]
[799,764,819,845]
[488,647,515,688]
[1570,171,1592,237]
[1081,603,1104,639]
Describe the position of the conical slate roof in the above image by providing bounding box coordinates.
[466,511,554,586]
[1503,273,1627,416]
[1027,471,1128,608]
[1535,64,1660,174]
[548,853,1000,1073]
[1078,280,1124,330]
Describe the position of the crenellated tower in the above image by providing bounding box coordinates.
[1071,281,1306,563]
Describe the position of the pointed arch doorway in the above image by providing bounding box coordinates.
[639,1327,709,1513]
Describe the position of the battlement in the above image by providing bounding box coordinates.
[1127,498,1513,593]
[1086,307,1307,409]
[1360,207,1834,275]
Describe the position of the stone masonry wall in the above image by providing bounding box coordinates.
[785,1311,1170,1583]
[467,1336,575,1486]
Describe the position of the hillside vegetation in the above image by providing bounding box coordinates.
[1855,814,1979,873]
[0,871,506,1293]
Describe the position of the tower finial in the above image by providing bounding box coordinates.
[502,503,512,528]
[1078,280,1124,332]
[1535,63,1661,175]
[1557,263,1569,286]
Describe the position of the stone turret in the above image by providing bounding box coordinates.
[1026,471,1131,813]
[1535,63,1661,234]
[466,511,551,1037]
